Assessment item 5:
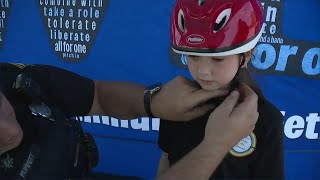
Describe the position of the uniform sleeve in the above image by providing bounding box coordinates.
[251,101,285,179]
[22,64,95,117]
[158,119,173,153]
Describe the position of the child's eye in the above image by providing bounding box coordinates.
[211,58,224,62]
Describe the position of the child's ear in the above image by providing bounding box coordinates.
[242,49,254,68]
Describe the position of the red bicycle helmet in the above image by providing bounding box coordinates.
[170,0,264,56]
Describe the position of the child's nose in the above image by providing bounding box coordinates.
[198,60,212,76]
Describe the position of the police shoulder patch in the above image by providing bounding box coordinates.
[229,132,257,158]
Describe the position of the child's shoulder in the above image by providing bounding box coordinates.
[257,98,284,127]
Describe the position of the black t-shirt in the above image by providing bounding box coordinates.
[158,99,285,180]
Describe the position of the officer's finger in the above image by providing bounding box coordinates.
[186,89,229,107]
[173,76,197,90]
[184,103,216,121]
[216,90,240,116]
[238,83,258,105]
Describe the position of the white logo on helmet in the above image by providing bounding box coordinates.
[187,34,205,44]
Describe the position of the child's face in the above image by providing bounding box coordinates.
[187,55,242,91]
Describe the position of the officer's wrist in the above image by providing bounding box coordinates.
[144,83,162,118]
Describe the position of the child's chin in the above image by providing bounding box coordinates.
[200,85,220,91]
[200,84,231,92]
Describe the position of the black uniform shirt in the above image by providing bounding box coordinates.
[0,63,95,178]
[158,99,285,180]
[21,64,94,117]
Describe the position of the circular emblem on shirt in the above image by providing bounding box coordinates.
[229,132,257,157]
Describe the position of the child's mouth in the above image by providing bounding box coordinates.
[199,79,214,85]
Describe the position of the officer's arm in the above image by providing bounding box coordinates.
[88,76,228,120]
[157,153,170,175]
[88,80,146,119]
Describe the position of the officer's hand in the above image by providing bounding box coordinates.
[204,83,259,148]
[151,76,228,121]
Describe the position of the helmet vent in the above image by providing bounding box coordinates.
[198,0,206,6]
[178,9,185,32]
[214,8,231,33]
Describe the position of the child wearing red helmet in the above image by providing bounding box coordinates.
[157,0,284,179]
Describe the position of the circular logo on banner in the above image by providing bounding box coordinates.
[229,132,257,157]
[37,0,109,62]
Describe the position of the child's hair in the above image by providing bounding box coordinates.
[237,67,265,107]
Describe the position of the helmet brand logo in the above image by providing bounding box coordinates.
[187,34,205,44]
